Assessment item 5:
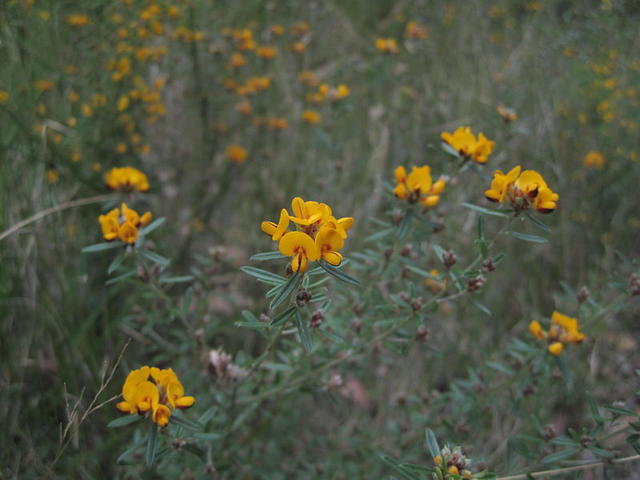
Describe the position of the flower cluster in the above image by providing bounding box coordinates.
[485,165,559,214]
[529,311,585,355]
[375,37,399,54]
[116,366,195,427]
[261,197,353,273]
[393,165,446,207]
[434,445,474,478]
[104,166,150,192]
[99,203,152,244]
[583,150,605,168]
[441,126,495,164]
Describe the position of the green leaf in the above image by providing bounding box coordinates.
[116,437,146,464]
[295,309,313,352]
[397,210,413,240]
[145,425,158,467]
[269,273,302,311]
[462,202,509,218]
[82,242,122,253]
[378,453,421,480]
[138,217,165,236]
[365,227,395,242]
[182,287,193,318]
[604,406,637,417]
[137,249,170,269]
[476,215,488,257]
[159,275,194,284]
[107,415,142,428]
[271,306,297,326]
[556,354,574,389]
[541,448,580,464]
[470,298,492,317]
[551,436,581,447]
[404,264,438,279]
[191,432,223,441]
[240,266,287,286]
[105,270,136,286]
[486,361,513,376]
[510,232,548,243]
[108,251,126,275]
[525,212,551,232]
[235,321,271,329]
[441,141,461,158]
[425,429,441,459]
[318,260,360,286]
[171,413,203,432]
[250,251,287,261]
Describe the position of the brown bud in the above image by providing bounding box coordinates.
[442,249,457,268]
[384,248,393,261]
[467,275,486,292]
[173,438,186,450]
[392,209,404,225]
[411,297,424,312]
[259,313,270,323]
[351,319,363,334]
[399,291,410,303]
[482,257,496,272]
[544,424,556,440]
[137,266,150,282]
[400,245,413,257]
[577,286,590,303]
[310,311,324,328]
[415,325,429,342]
[296,288,312,307]
[629,274,640,296]
[523,384,535,396]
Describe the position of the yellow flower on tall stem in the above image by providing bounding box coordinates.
[260,197,353,271]
[116,366,195,427]
[485,165,558,214]
[441,126,495,164]
[98,203,153,244]
[528,311,585,355]
[393,165,446,207]
[105,166,150,192]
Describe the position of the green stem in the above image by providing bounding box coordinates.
[497,454,640,480]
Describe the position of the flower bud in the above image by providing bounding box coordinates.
[577,286,590,303]
[467,275,486,292]
[310,310,324,328]
[442,249,457,268]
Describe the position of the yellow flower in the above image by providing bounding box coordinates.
[484,166,521,203]
[529,311,585,355]
[65,14,89,27]
[375,37,399,53]
[228,52,247,68]
[301,110,321,125]
[291,41,306,54]
[116,366,195,427]
[270,25,284,36]
[405,21,428,39]
[291,22,310,36]
[425,269,445,293]
[226,144,248,164]
[298,71,318,87]
[528,320,545,339]
[34,80,54,92]
[256,45,277,59]
[47,169,59,184]
[497,104,518,122]
[279,231,319,273]
[485,166,558,214]
[104,166,150,192]
[261,209,290,241]
[0,90,9,104]
[548,342,564,356]
[97,203,152,244]
[441,126,495,164]
[315,227,344,266]
[268,117,288,130]
[583,151,605,168]
[393,165,446,207]
[117,95,130,112]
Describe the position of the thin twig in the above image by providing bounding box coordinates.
[0,194,115,242]
[497,454,640,479]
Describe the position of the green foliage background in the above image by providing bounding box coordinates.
[1,0,639,478]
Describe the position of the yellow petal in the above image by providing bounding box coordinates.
[175,396,196,409]
[279,231,319,260]
[420,195,440,208]
[548,342,564,356]
[140,211,153,227]
[315,227,344,251]
[261,221,277,236]
[152,404,171,426]
[322,250,343,266]
[272,208,290,240]
[291,252,308,272]
[394,166,407,183]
